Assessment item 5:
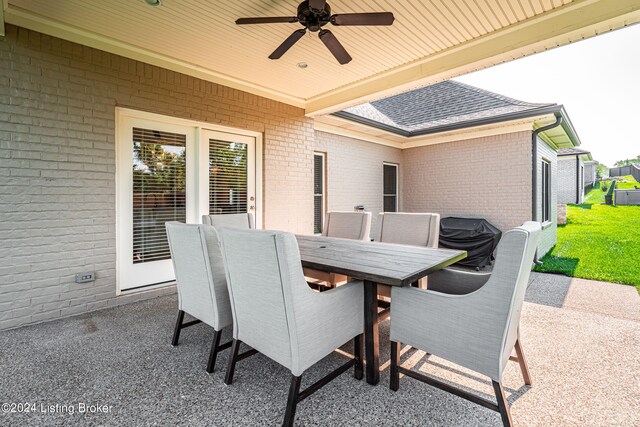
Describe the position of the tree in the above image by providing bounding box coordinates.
[613,155,640,167]
[596,163,608,179]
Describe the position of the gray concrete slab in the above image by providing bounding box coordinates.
[1,277,639,426]
[526,272,640,321]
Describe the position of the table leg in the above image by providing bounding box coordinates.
[363,280,379,385]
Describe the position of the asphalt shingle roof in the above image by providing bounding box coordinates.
[339,80,557,134]
[557,148,591,156]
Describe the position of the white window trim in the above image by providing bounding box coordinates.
[541,158,551,223]
[313,152,326,235]
[383,162,399,212]
[115,107,263,295]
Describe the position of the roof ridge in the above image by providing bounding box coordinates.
[448,80,555,108]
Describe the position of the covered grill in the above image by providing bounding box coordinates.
[439,217,502,268]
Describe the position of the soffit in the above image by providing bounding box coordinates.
[5,0,640,112]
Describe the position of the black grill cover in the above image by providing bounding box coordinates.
[439,217,502,268]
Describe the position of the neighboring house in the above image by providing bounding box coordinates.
[584,160,597,189]
[315,81,581,257]
[557,148,593,204]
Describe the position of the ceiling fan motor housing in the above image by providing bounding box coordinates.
[298,0,331,32]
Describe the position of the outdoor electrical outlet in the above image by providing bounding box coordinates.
[75,272,95,284]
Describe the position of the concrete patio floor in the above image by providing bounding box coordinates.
[1,273,638,426]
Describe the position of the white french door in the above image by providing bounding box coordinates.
[116,109,260,293]
[198,130,256,221]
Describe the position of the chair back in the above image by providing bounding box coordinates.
[165,222,233,331]
[202,212,254,229]
[376,212,440,247]
[479,221,540,377]
[322,211,371,240]
[218,228,317,373]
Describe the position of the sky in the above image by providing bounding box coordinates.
[455,24,640,167]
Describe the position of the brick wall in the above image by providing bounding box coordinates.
[536,137,558,256]
[557,156,579,204]
[584,162,596,187]
[0,25,314,330]
[402,132,533,232]
[314,131,402,238]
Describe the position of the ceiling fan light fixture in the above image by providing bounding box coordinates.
[236,1,394,65]
[143,0,162,7]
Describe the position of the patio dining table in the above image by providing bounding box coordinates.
[296,235,467,385]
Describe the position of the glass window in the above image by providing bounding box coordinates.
[541,159,551,222]
[208,140,248,215]
[383,163,398,212]
[132,127,186,264]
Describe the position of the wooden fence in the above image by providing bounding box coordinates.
[609,164,640,182]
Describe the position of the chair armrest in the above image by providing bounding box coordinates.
[427,268,491,295]
[292,281,364,375]
[314,281,364,334]
[390,286,504,381]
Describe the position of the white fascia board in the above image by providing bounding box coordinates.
[315,116,549,150]
[305,0,640,116]
[314,123,403,149]
[401,120,535,149]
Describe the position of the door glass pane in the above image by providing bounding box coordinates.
[209,140,248,215]
[132,128,186,264]
[314,154,324,234]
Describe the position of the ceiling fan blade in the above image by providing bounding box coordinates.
[318,29,352,65]
[309,0,327,11]
[236,17,298,25]
[269,29,306,60]
[331,12,395,26]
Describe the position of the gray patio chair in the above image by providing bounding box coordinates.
[165,222,234,373]
[376,212,440,303]
[303,211,371,288]
[426,268,533,386]
[218,227,364,427]
[202,212,254,229]
[389,221,541,427]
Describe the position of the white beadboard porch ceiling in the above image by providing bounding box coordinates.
[4,0,640,113]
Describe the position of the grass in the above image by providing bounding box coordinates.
[583,175,640,204]
[535,204,640,291]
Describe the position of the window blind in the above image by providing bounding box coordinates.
[209,140,248,215]
[383,164,397,212]
[314,154,324,234]
[132,128,187,264]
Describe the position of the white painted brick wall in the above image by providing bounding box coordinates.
[314,131,402,238]
[557,157,579,204]
[0,25,314,331]
[536,138,558,256]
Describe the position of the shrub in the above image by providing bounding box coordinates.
[601,181,609,192]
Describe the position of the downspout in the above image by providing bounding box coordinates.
[531,114,563,265]
[576,155,580,204]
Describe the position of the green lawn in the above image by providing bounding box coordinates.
[535,204,640,290]
[584,175,640,204]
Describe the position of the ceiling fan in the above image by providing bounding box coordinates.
[236,0,395,65]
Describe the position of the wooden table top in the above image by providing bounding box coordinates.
[296,235,467,287]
